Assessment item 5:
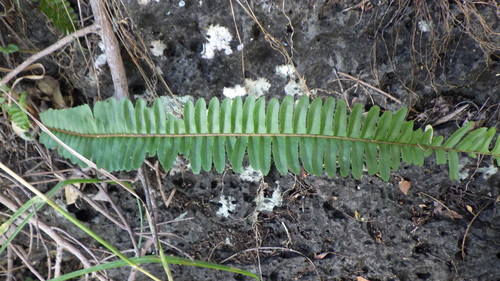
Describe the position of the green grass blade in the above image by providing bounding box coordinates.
[48,255,260,281]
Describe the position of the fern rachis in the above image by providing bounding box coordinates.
[39,96,500,181]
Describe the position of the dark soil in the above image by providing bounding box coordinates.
[1,1,499,281]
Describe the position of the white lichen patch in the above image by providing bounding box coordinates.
[138,0,159,5]
[477,165,498,180]
[201,25,233,59]
[275,64,296,78]
[418,20,431,32]
[255,182,283,212]
[240,166,263,182]
[150,40,167,57]
[94,54,107,70]
[458,158,472,181]
[158,96,194,175]
[245,78,271,97]
[222,78,270,99]
[159,95,193,118]
[284,80,307,96]
[216,196,236,218]
[94,41,107,70]
[168,156,192,175]
[223,84,246,98]
[275,64,306,96]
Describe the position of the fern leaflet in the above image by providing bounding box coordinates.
[2,91,30,130]
[37,0,78,34]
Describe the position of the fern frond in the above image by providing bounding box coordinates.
[39,97,500,181]
[3,92,30,131]
[38,0,78,34]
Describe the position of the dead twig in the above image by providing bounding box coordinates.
[8,244,45,280]
[461,200,494,260]
[89,0,129,100]
[0,24,100,89]
[137,166,160,255]
[6,246,14,281]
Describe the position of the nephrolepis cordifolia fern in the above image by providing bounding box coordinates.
[35,0,78,34]
[1,90,33,140]
[39,96,500,181]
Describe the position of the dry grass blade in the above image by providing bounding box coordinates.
[337,71,402,104]
[0,174,108,280]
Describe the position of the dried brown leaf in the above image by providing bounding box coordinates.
[314,252,333,260]
[65,185,80,205]
[398,179,411,195]
[441,209,463,219]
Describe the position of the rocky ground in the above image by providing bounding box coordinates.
[1,1,499,280]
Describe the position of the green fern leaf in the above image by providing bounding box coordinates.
[39,97,500,181]
[38,0,78,34]
[3,92,30,131]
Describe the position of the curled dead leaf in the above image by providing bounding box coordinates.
[11,121,34,141]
